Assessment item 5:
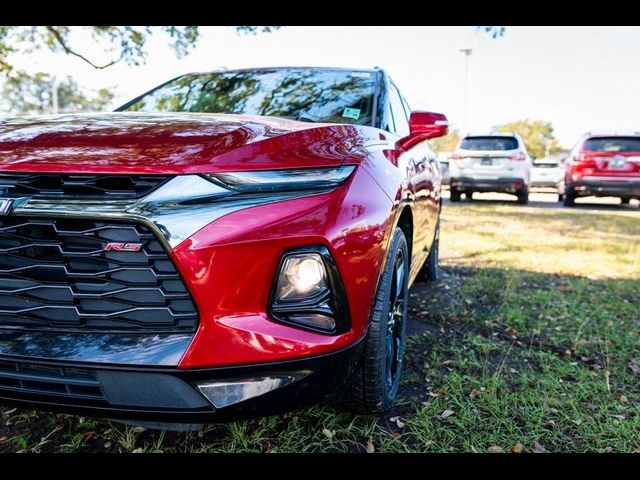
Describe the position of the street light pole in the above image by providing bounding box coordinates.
[459,48,472,134]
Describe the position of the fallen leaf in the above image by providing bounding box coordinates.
[366,441,375,453]
[389,416,399,422]
[3,408,16,416]
[572,419,582,425]
[629,359,640,375]
[511,442,523,453]
[132,448,144,453]
[610,414,625,420]
[103,441,112,449]
[322,428,334,439]
[533,443,550,453]
[131,426,146,434]
[604,446,613,453]
[614,392,629,403]
[440,409,455,419]
[487,445,503,453]
[470,388,481,400]
[505,326,517,336]
[391,432,401,439]
[81,431,97,441]
[396,419,406,428]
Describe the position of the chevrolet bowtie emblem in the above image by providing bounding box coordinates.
[0,199,14,216]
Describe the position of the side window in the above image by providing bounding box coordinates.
[388,83,409,137]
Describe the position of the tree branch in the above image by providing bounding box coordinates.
[45,26,122,69]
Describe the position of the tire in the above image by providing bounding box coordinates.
[621,198,630,205]
[450,189,461,202]
[419,221,439,282]
[467,191,474,200]
[558,193,564,202]
[340,227,409,414]
[563,186,576,207]
[516,188,529,205]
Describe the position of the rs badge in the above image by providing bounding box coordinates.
[104,242,143,252]
[0,199,14,216]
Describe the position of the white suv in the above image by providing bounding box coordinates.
[449,132,532,204]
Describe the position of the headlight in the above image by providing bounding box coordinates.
[205,166,355,193]
[270,246,350,334]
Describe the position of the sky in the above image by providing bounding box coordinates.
[6,26,640,148]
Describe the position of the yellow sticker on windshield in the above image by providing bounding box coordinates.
[343,108,361,120]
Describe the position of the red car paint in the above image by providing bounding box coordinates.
[0,113,383,174]
[175,166,392,368]
[0,98,445,370]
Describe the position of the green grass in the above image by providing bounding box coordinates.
[1,201,638,452]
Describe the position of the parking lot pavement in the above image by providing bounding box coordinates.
[441,189,640,212]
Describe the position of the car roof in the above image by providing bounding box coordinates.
[186,66,383,76]
[582,130,640,139]
[464,132,518,138]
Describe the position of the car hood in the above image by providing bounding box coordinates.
[0,112,379,174]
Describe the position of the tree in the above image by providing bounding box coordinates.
[477,26,506,38]
[1,71,114,115]
[0,26,279,74]
[495,119,561,159]
[429,129,461,153]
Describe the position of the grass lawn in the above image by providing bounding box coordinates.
[1,200,639,453]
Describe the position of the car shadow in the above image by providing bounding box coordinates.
[442,194,639,212]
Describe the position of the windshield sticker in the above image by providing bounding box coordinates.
[343,108,361,120]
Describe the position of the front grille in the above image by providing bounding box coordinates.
[0,217,198,331]
[0,359,105,402]
[0,173,170,199]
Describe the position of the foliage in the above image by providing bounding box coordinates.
[1,71,114,115]
[478,26,506,38]
[429,129,461,153]
[496,119,562,159]
[0,27,279,74]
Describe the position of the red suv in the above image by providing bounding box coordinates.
[0,67,448,428]
[564,133,640,206]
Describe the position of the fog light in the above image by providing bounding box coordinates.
[275,253,328,301]
[196,374,308,408]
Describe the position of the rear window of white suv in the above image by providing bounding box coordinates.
[460,136,518,151]
[583,137,640,152]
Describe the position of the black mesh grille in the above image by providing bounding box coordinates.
[0,173,170,199]
[0,217,198,331]
[0,359,105,402]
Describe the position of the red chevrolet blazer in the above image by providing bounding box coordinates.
[0,67,447,427]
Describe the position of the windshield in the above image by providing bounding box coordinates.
[460,136,519,151]
[119,68,377,126]
[583,137,640,153]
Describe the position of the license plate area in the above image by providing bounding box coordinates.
[608,159,628,170]
[481,158,493,166]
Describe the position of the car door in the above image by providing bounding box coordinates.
[388,82,432,273]
[400,92,439,246]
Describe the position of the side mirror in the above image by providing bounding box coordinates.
[399,111,449,150]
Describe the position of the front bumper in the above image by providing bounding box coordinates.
[571,178,640,198]
[0,339,363,423]
[450,176,526,193]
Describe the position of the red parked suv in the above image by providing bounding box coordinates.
[0,67,447,427]
[564,132,640,206]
